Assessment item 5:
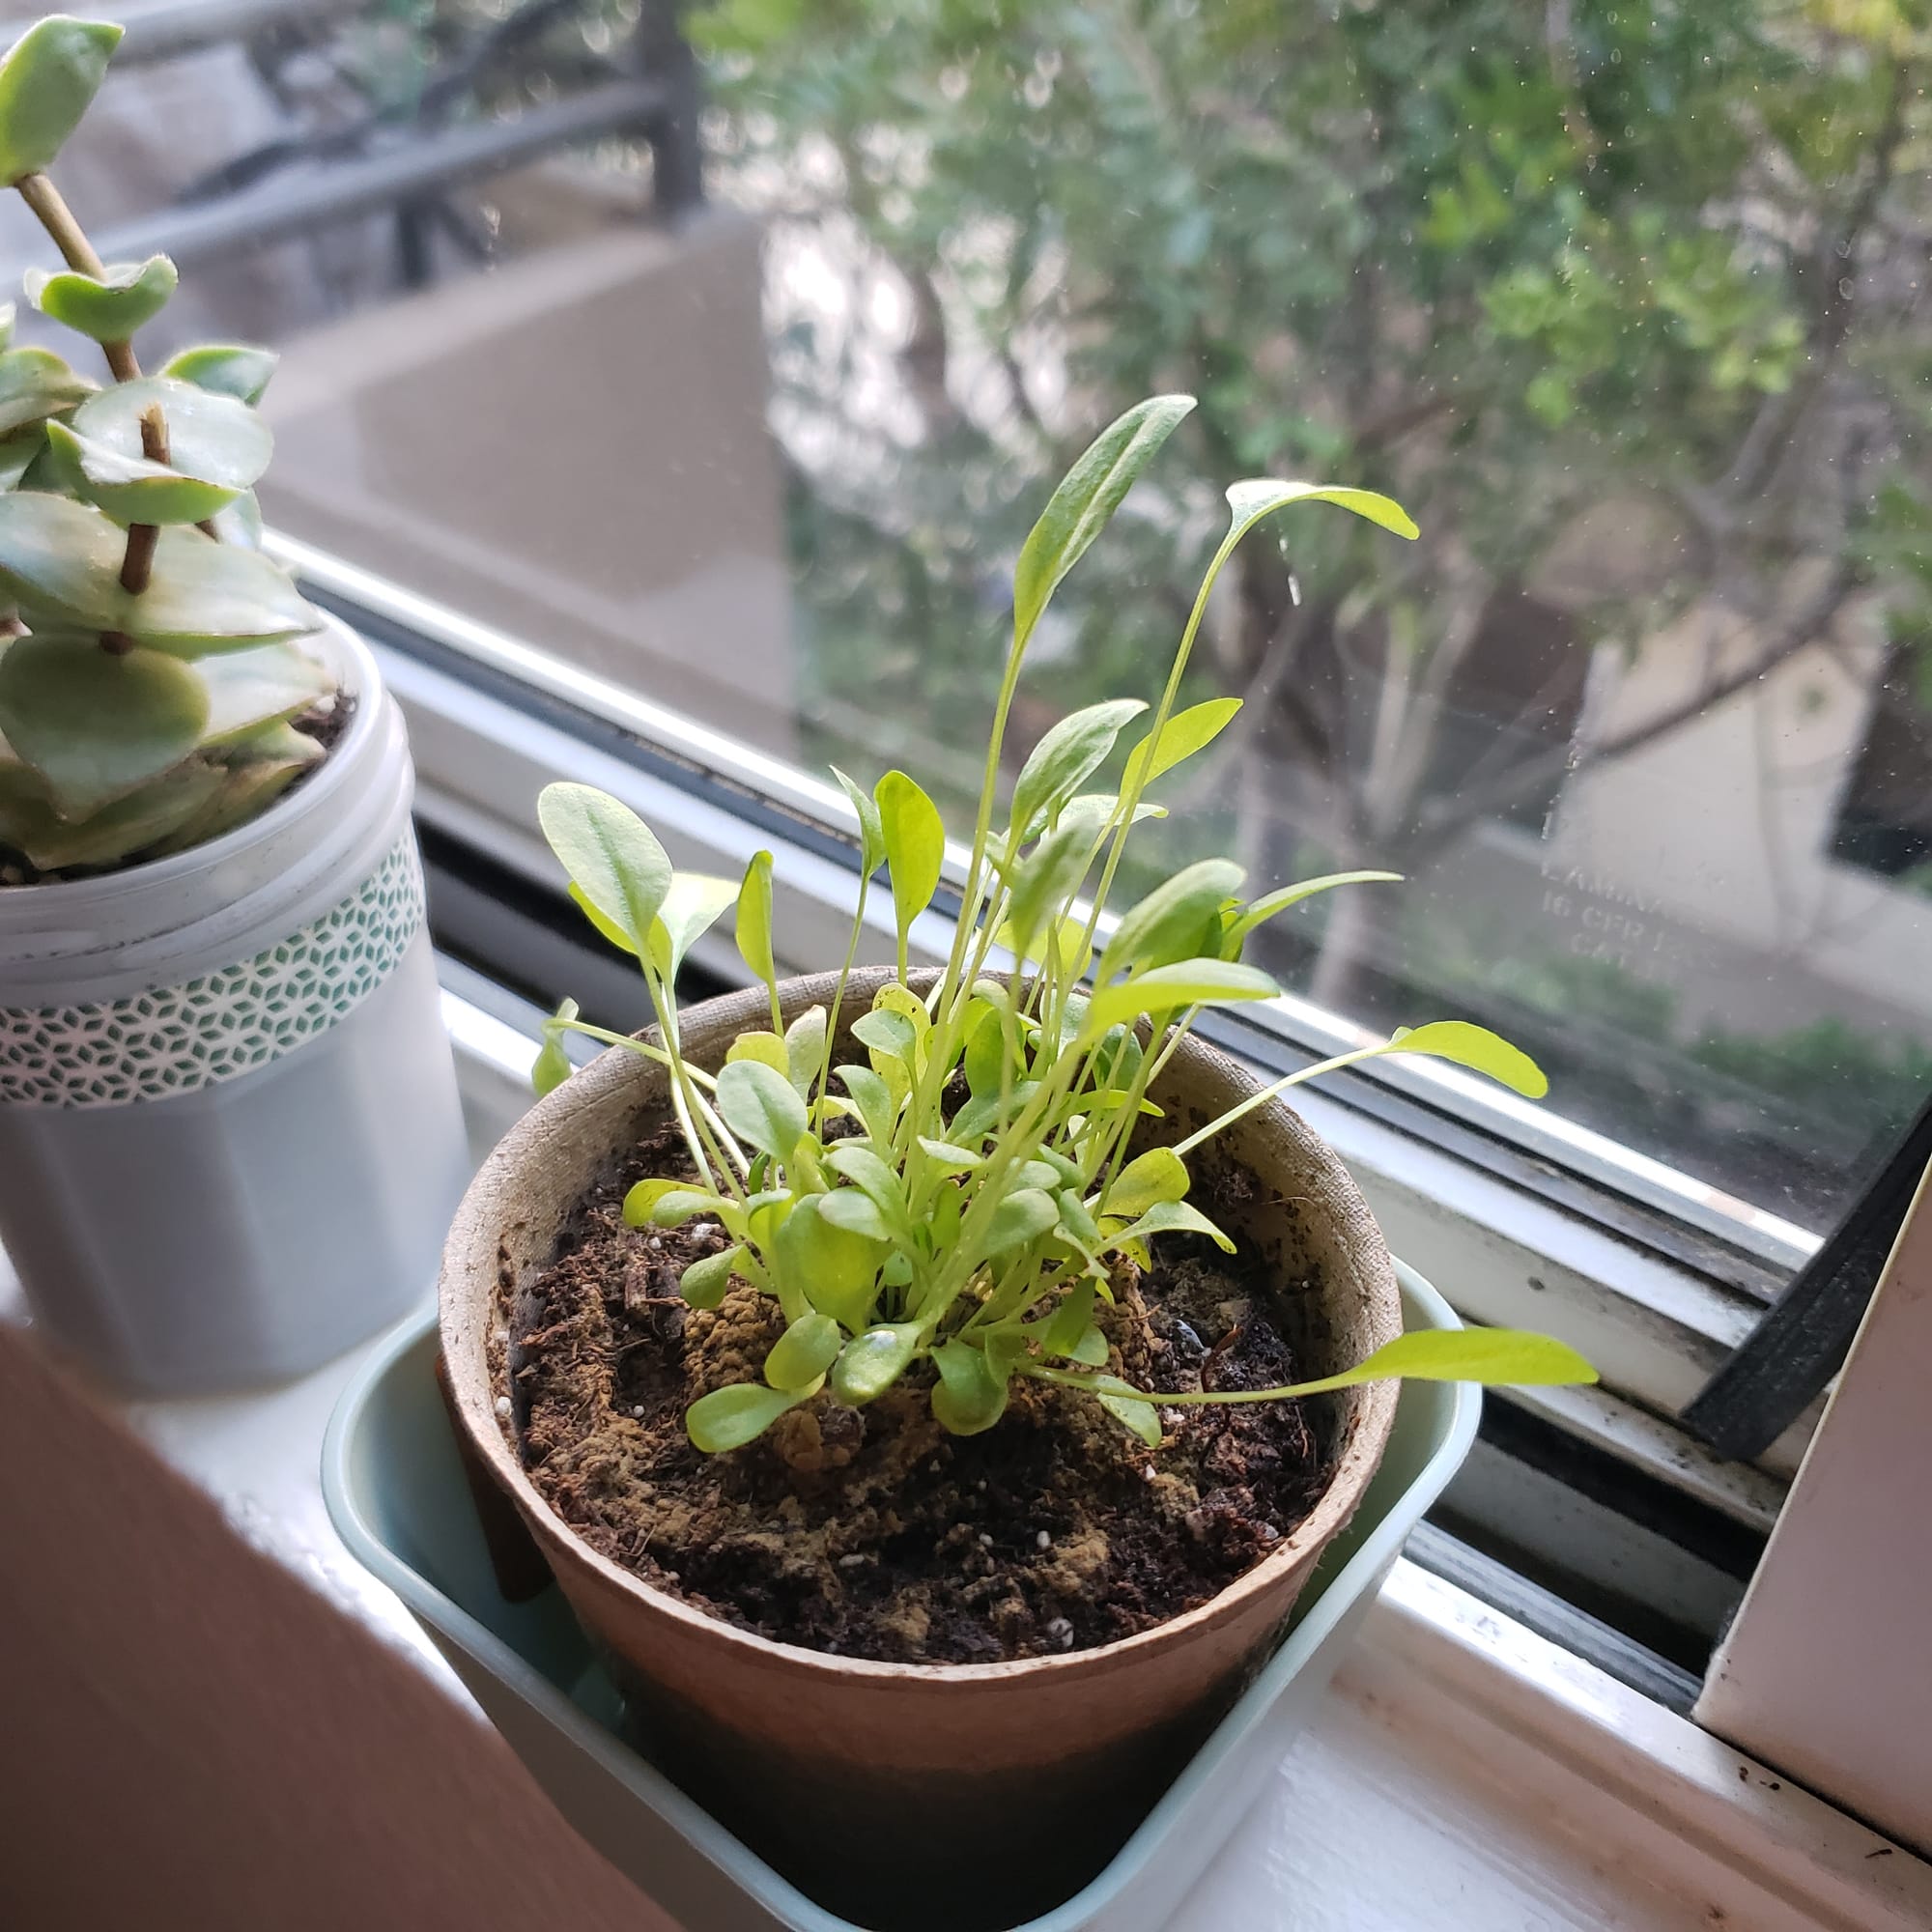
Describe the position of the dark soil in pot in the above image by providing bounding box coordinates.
[508,1126,1335,1665]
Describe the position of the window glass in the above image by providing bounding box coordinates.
[38,1,1929,1241]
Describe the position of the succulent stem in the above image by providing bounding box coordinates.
[12,170,137,383]
[116,404,167,596]
[10,170,185,634]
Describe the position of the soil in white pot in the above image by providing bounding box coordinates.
[508,1123,1335,1665]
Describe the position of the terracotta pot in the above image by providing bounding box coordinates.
[440,967,1400,1925]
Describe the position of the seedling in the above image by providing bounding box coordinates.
[535,395,1597,1452]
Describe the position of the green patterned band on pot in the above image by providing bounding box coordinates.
[0,837,427,1107]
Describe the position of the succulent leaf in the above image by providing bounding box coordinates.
[71,375,271,493]
[159,344,278,406]
[0,345,96,437]
[148,723,321,856]
[0,15,123,182]
[0,631,209,816]
[0,495,321,653]
[0,758,223,871]
[25,254,177,341]
[43,419,241,526]
[196,642,333,743]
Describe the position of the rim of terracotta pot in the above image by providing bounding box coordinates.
[441,967,1402,1689]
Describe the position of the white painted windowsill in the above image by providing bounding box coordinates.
[14,991,1927,1932]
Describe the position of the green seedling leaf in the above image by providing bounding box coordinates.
[736,849,780,1016]
[195,641,333,743]
[687,1380,810,1453]
[1044,1281,1098,1360]
[0,634,208,817]
[649,1186,738,1230]
[824,1142,911,1223]
[650,871,737,980]
[1091,1375,1164,1446]
[744,1189,791,1252]
[727,1030,790,1075]
[0,497,319,653]
[1110,1199,1236,1253]
[1055,1187,1100,1250]
[538,782,672,955]
[785,1004,828,1097]
[72,375,272,493]
[0,16,123,180]
[833,1063,895,1147]
[1098,858,1246,983]
[775,1193,883,1332]
[851,1006,917,1064]
[1012,394,1195,649]
[1223,478,1419,546]
[531,998,579,1097]
[1122,696,1243,790]
[1228,871,1405,950]
[831,1321,923,1405]
[678,1244,742,1311]
[1033,1146,1084,1187]
[0,346,95,437]
[1002,809,1101,965]
[1103,1146,1190,1219]
[949,1081,1039,1146]
[831,763,886,875]
[1084,958,1279,1037]
[624,1176,692,1228]
[818,1187,893,1242]
[1067,1327,1598,1407]
[1010,697,1147,838]
[963,1002,1008,1098]
[716,1057,809,1165]
[1384,1020,1549,1098]
[530,1032,572,1096]
[918,1137,982,1174]
[876,768,945,963]
[981,1186,1059,1259]
[560,884,635,956]
[766,1312,845,1390]
[0,302,12,351]
[26,255,177,341]
[1067,1324,1110,1367]
[872,980,932,1034]
[43,419,242,527]
[930,1340,1009,1435]
[159,343,278,406]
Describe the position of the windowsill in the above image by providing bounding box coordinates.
[5,980,1918,1931]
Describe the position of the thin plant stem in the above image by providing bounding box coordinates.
[1170,1040,1397,1157]
[12,171,138,383]
[1023,1362,1390,1405]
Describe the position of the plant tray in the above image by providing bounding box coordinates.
[323,1260,1478,1932]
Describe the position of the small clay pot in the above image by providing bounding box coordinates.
[440,967,1399,1925]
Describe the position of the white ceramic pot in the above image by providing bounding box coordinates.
[0,616,469,1395]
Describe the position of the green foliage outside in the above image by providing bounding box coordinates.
[669,0,1932,1219]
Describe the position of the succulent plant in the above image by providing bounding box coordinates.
[0,15,328,876]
